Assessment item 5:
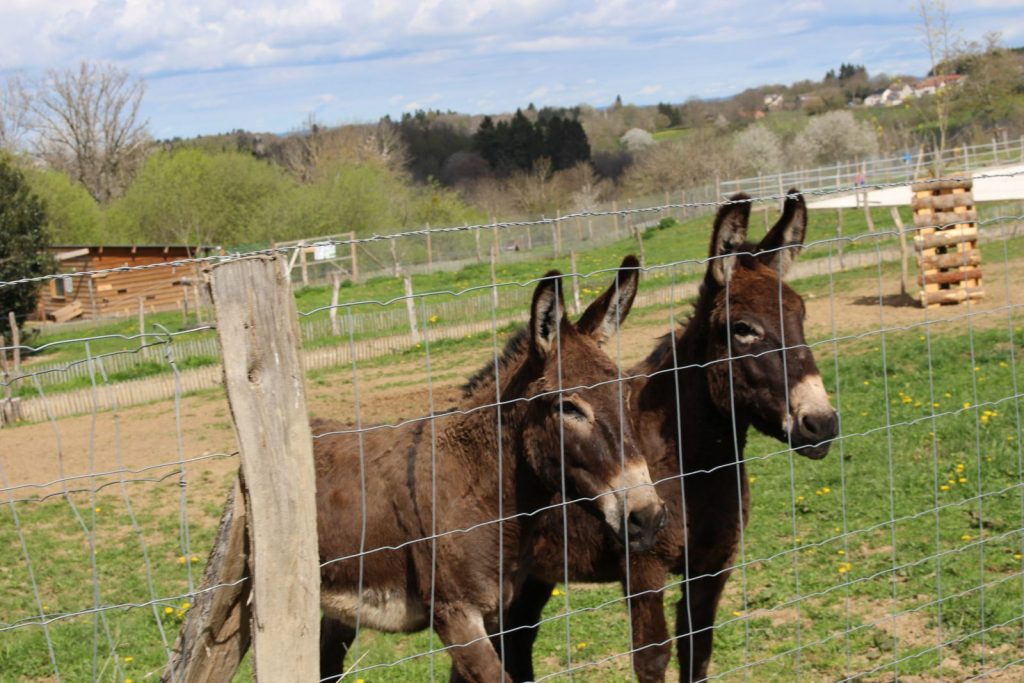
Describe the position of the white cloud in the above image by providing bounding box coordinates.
[637,84,662,96]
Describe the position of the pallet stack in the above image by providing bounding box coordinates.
[912,176,984,308]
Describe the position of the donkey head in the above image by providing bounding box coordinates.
[523,256,666,552]
[701,190,837,459]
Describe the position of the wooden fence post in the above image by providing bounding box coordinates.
[891,207,910,298]
[138,297,146,349]
[836,208,845,271]
[612,200,621,238]
[300,246,309,287]
[162,478,251,682]
[7,312,20,376]
[569,250,581,316]
[490,244,500,314]
[425,223,433,268]
[633,223,646,269]
[349,232,359,283]
[404,274,421,345]
[862,190,875,232]
[329,273,342,336]
[206,255,320,682]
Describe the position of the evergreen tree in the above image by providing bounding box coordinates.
[473,116,500,168]
[505,109,543,171]
[0,156,54,337]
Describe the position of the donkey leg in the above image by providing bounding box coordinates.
[501,577,554,682]
[319,616,356,683]
[624,562,671,683]
[434,604,512,683]
[675,569,731,682]
[448,578,552,683]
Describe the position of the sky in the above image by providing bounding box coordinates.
[2,0,1024,139]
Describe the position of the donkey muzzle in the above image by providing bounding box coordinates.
[791,408,838,459]
[625,502,668,553]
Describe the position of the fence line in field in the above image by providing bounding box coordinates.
[9,216,1023,424]
[4,176,1024,682]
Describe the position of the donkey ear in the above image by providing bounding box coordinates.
[530,270,567,357]
[576,255,640,345]
[756,188,807,276]
[708,193,751,286]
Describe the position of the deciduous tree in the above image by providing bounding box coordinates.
[31,62,150,203]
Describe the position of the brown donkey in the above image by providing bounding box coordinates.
[491,191,839,682]
[316,260,667,682]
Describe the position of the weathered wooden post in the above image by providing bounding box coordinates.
[569,250,582,316]
[836,208,845,271]
[329,273,342,336]
[425,222,433,268]
[490,244,500,314]
[890,207,911,298]
[912,175,984,307]
[7,312,20,376]
[162,480,251,682]
[169,254,321,681]
[138,297,146,349]
[349,232,359,283]
[404,274,421,345]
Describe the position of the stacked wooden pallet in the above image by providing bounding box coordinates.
[912,176,983,308]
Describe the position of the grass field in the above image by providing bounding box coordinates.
[3,241,1024,681]
[14,201,922,401]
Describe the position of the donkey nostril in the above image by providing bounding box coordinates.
[627,511,645,534]
[801,412,838,440]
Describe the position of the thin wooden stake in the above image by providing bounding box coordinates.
[569,250,581,316]
[891,206,910,297]
[349,232,359,282]
[404,274,421,345]
[206,255,319,683]
[425,222,433,268]
[633,224,646,269]
[138,297,146,348]
[836,208,845,270]
[490,244,499,313]
[329,273,341,336]
[8,312,20,376]
[863,190,875,232]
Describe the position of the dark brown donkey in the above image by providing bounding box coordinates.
[490,191,839,682]
[315,261,667,682]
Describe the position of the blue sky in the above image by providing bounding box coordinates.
[3,0,1023,139]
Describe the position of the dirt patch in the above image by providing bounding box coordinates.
[802,251,1024,343]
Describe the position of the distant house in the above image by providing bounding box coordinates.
[37,245,221,323]
[914,73,964,97]
[763,93,784,110]
[863,93,884,107]
[881,83,915,106]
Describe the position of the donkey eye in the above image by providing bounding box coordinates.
[732,321,759,341]
[557,400,588,421]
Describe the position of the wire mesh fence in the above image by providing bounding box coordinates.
[1,172,1024,682]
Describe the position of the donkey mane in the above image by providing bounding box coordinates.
[460,326,531,398]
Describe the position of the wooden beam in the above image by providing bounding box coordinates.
[207,255,320,682]
[162,478,251,682]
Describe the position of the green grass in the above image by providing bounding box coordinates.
[3,302,1024,680]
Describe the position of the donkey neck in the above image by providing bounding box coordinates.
[640,292,750,472]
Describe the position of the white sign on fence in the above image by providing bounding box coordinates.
[313,244,337,261]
